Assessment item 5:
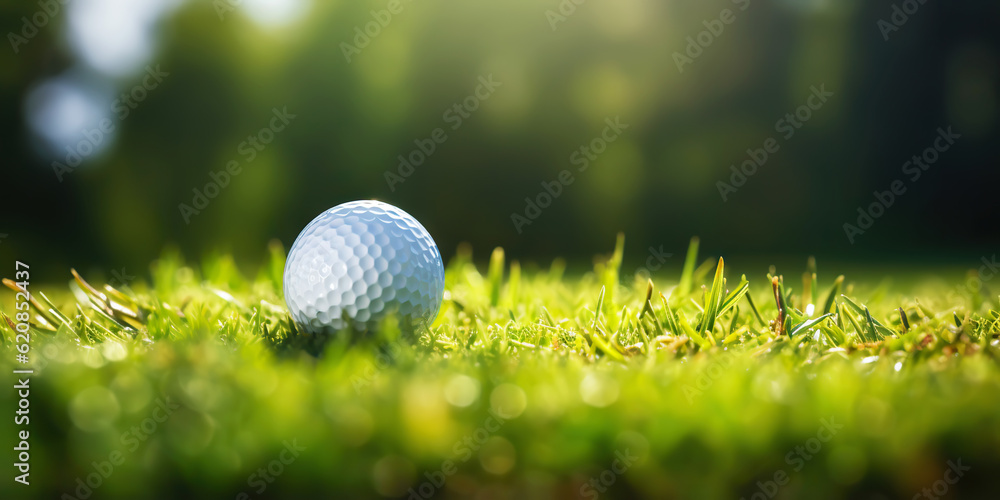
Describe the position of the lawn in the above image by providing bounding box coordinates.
[2,237,998,499]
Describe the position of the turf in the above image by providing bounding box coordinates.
[2,237,999,499]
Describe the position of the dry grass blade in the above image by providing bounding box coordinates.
[71,269,107,302]
[1,312,16,341]
[3,278,58,331]
[72,269,146,331]
[771,276,785,336]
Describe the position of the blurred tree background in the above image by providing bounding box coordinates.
[0,0,997,280]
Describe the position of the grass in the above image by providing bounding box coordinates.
[1,237,999,499]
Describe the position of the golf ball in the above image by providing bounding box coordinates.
[283,200,445,334]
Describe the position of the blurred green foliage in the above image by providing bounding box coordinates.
[1,242,999,498]
[0,0,998,277]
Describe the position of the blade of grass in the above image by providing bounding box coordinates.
[658,292,680,335]
[698,258,726,339]
[728,305,740,334]
[821,276,845,314]
[677,237,699,297]
[843,306,868,343]
[718,275,749,318]
[35,291,75,333]
[642,281,665,338]
[593,286,606,329]
[821,320,847,346]
[589,323,624,361]
[745,292,766,327]
[3,278,59,330]
[790,313,834,337]
[677,310,710,350]
[507,260,521,307]
[841,294,894,337]
[771,276,785,336]
[488,247,505,307]
[864,307,882,340]
[601,233,625,319]
[807,256,818,308]
[898,306,910,334]
[691,258,716,293]
[802,271,813,312]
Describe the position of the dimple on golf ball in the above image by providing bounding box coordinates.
[283,200,445,334]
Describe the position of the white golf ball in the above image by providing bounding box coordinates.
[283,200,445,334]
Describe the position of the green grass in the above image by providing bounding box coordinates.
[2,237,999,499]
